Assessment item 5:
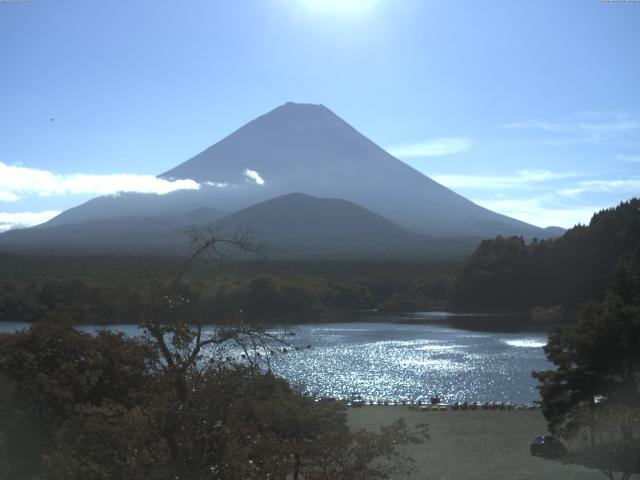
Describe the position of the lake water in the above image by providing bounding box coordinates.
[0,313,551,405]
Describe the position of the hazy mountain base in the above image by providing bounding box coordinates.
[0,194,484,258]
[2,198,636,326]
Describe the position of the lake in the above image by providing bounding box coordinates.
[0,312,551,405]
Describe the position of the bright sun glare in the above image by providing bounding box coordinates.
[299,0,378,17]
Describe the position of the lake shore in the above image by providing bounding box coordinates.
[1,321,551,404]
[347,407,602,480]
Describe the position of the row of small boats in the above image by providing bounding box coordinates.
[412,401,539,411]
[329,394,540,410]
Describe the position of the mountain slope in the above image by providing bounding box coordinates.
[214,193,483,257]
[42,102,554,239]
[0,194,483,257]
[215,193,416,255]
[0,208,222,255]
[161,102,548,238]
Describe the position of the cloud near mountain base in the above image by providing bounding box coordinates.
[0,161,203,202]
[0,210,61,233]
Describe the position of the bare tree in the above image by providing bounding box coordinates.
[135,226,430,479]
[139,227,281,388]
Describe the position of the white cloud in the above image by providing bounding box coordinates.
[243,169,265,185]
[432,170,575,190]
[579,119,640,135]
[503,120,566,133]
[503,113,640,143]
[559,178,640,197]
[0,210,61,233]
[0,161,202,202]
[616,154,640,163]
[387,137,471,158]
[0,192,20,202]
[476,197,597,229]
[429,167,638,228]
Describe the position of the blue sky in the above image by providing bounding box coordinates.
[1,0,639,231]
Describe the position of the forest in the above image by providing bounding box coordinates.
[532,222,640,479]
[0,253,454,325]
[0,198,638,326]
[449,198,640,316]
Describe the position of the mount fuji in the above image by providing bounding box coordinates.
[0,102,559,256]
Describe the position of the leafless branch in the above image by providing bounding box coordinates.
[173,225,267,286]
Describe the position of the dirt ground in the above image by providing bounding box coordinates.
[347,406,605,480]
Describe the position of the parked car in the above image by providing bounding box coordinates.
[350,392,365,407]
[530,435,565,457]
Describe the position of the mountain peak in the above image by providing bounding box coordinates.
[155,102,548,238]
[158,101,357,185]
[258,101,338,124]
[39,103,551,240]
[281,101,327,110]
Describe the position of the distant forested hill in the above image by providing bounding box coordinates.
[0,254,456,324]
[449,198,640,312]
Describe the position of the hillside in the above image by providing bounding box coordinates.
[0,193,480,257]
[216,193,420,256]
[449,198,640,312]
[0,208,221,255]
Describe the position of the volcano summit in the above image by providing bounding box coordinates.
[0,102,559,256]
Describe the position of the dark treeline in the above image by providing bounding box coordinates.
[531,222,640,478]
[0,254,456,324]
[449,198,640,316]
[0,275,375,324]
[2,198,638,325]
[0,254,456,283]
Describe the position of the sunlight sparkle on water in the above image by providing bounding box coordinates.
[0,321,551,404]
[502,338,547,348]
[265,323,552,404]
